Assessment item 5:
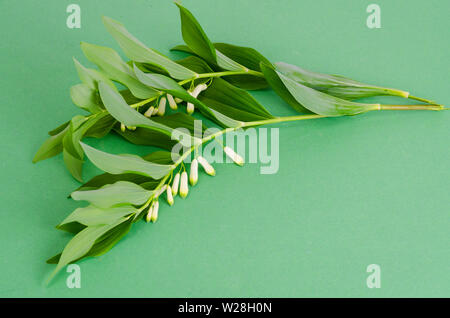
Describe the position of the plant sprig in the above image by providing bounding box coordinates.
[34,3,445,283]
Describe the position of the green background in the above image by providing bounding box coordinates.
[0,0,448,297]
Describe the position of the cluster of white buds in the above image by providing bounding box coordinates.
[146,156,217,223]
[145,200,159,223]
[224,146,244,166]
[186,83,208,115]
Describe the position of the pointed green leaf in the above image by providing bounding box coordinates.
[98,81,188,140]
[71,181,152,208]
[80,142,173,179]
[134,66,243,128]
[33,125,69,163]
[102,16,196,80]
[80,42,159,99]
[73,57,116,91]
[59,204,137,227]
[175,2,216,64]
[275,62,409,100]
[70,83,103,113]
[260,62,310,113]
[199,78,273,122]
[276,69,379,116]
[47,217,129,283]
[47,218,132,265]
[175,3,246,72]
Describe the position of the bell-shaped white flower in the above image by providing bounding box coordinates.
[144,106,154,117]
[167,94,177,110]
[145,205,153,223]
[189,159,198,186]
[151,201,159,223]
[120,123,126,132]
[180,171,189,198]
[166,186,174,206]
[157,97,166,116]
[172,172,180,196]
[197,156,216,176]
[224,146,244,166]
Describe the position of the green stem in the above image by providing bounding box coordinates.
[243,114,325,127]
[408,95,439,105]
[178,69,264,85]
[380,104,444,111]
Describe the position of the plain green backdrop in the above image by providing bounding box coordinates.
[0,0,448,297]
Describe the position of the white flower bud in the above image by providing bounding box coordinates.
[174,97,183,103]
[151,201,159,223]
[224,146,244,166]
[189,159,198,186]
[180,171,189,198]
[127,126,136,131]
[172,173,180,196]
[186,103,195,114]
[120,123,126,132]
[144,106,154,117]
[191,83,208,98]
[145,205,153,223]
[197,156,216,176]
[166,186,174,206]
[152,106,159,115]
[167,94,178,110]
[157,97,166,116]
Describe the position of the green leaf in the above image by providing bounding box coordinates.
[80,42,159,99]
[71,181,153,208]
[73,57,116,91]
[48,121,70,136]
[274,68,379,116]
[33,125,69,163]
[175,3,246,72]
[134,66,243,128]
[84,114,116,138]
[102,16,196,80]
[212,43,269,90]
[73,151,176,192]
[172,43,267,89]
[115,126,177,150]
[199,78,273,122]
[80,142,173,179]
[59,204,137,227]
[175,2,216,64]
[98,81,193,142]
[260,62,310,113]
[70,83,103,114]
[214,43,270,72]
[47,218,132,265]
[275,61,409,100]
[74,173,153,192]
[47,217,129,283]
[177,55,213,73]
